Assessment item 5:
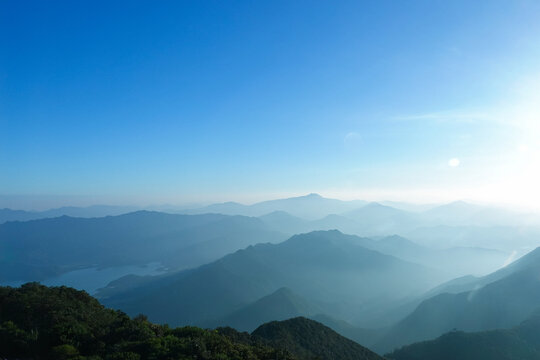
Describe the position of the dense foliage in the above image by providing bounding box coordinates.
[252,317,383,360]
[0,283,295,360]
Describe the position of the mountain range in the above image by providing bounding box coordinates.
[0,205,138,224]
[1,206,515,294]
[100,230,443,327]
[6,193,538,230]
[0,211,287,283]
[4,193,540,358]
[183,193,369,220]
[208,287,386,347]
[375,246,540,352]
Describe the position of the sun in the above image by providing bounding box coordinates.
[448,158,460,167]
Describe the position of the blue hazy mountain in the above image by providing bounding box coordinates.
[258,211,510,278]
[406,224,540,255]
[341,202,422,234]
[100,230,443,327]
[258,216,509,279]
[375,246,540,353]
[357,235,508,278]
[422,201,540,227]
[211,287,387,347]
[209,287,323,332]
[0,205,138,224]
[0,211,286,283]
[184,193,368,219]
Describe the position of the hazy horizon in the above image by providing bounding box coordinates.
[1,192,538,214]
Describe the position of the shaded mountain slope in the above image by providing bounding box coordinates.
[102,230,442,327]
[386,312,540,360]
[310,314,387,349]
[211,287,323,332]
[210,287,387,346]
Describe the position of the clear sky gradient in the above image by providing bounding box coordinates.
[2,1,540,209]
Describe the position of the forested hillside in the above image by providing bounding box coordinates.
[0,283,381,360]
[253,317,383,360]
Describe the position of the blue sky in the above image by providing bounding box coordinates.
[2,0,540,209]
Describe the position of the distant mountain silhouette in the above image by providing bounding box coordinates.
[405,224,540,256]
[341,202,421,234]
[0,205,137,224]
[422,201,539,227]
[184,193,368,219]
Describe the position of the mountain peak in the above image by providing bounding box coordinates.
[212,286,323,332]
[253,317,384,360]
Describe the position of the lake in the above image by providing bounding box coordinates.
[3,262,165,294]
